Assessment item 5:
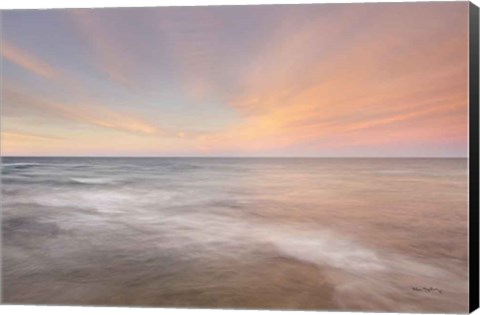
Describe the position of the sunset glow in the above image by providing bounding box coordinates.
[1,2,469,157]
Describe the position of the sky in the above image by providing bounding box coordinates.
[1,2,469,157]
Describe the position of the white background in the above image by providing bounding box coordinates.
[0,0,479,314]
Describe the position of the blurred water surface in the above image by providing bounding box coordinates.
[1,157,468,312]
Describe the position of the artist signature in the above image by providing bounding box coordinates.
[411,287,442,294]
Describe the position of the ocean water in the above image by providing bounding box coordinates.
[1,157,469,312]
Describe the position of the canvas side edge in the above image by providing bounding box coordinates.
[469,1,479,314]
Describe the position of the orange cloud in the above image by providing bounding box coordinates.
[197,3,468,155]
[2,41,63,79]
[1,131,66,156]
[1,41,85,97]
[1,3,469,157]
[2,131,65,142]
[3,87,163,136]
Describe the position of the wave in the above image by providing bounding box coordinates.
[266,228,447,278]
[266,230,387,272]
[2,162,45,168]
[69,177,118,185]
[2,162,93,170]
[25,188,177,213]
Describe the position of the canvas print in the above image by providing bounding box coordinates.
[1,1,476,313]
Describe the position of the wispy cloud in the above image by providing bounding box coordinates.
[157,8,224,101]
[2,41,63,79]
[195,3,468,155]
[1,3,469,156]
[70,9,134,87]
[1,131,65,142]
[3,87,164,136]
[1,131,67,156]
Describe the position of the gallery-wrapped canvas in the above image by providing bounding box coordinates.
[1,1,479,313]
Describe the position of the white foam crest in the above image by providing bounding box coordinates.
[69,177,117,184]
[30,189,175,213]
[265,230,387,272]
[139,214,388,273]
[263,227,447,278]
[32,191,135,212]
[125,211,445,278]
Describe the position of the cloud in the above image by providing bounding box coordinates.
[199,2,468,155]
[156,8,224,101]
[69,9,134,87]
[1,131,65,142]
[3,87,164,136]
[2,41,63,79]
[1,131,67,156]
[1,41,86,96]
[1,3,469,157]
